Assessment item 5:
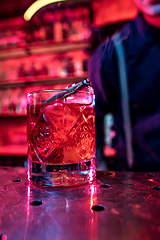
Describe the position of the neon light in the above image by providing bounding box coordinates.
[24,0,66,21]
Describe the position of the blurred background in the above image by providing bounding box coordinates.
[0,0,137,166]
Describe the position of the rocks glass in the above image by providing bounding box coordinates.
[27,84,96,187]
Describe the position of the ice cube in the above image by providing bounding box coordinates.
[43,103,64,135]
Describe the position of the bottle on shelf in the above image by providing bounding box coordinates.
[81,7,91,41]
[14,88,21,114]
[66,57,74,77]
[43,11,54,43]
[18,63,27,78]
[17,28,26,47]
[53,11,63,42]
[39,62,48,77]
[25,25,34,44]
[32,27,40,44]
[48,57,59,78]
[11,93,18,113]
[62,9,70,41]
[2,89,12,114]
[32,16,41,44]
[19,91,27,114]
[28,62,38,77]
[60,56,68,78]
[39,24,46,43]
[70,8,83,41]
[0,64,6,80]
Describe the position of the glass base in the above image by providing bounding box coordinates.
[28,158,96,187]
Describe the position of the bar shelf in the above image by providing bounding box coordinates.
[0,2,92,156]
[0,74,88,89]
[0,41,90,60]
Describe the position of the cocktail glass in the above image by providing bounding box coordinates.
[27,85,96,187]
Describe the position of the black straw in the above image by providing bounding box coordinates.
[42,78,91,104]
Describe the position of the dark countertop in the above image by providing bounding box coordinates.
[0,167,160,240]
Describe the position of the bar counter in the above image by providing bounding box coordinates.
[1,166,160,240]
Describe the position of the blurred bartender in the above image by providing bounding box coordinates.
[88,0,160,171]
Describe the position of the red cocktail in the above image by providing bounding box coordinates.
[27,85,96,187]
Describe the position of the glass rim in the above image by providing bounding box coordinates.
[27,87,94,96]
